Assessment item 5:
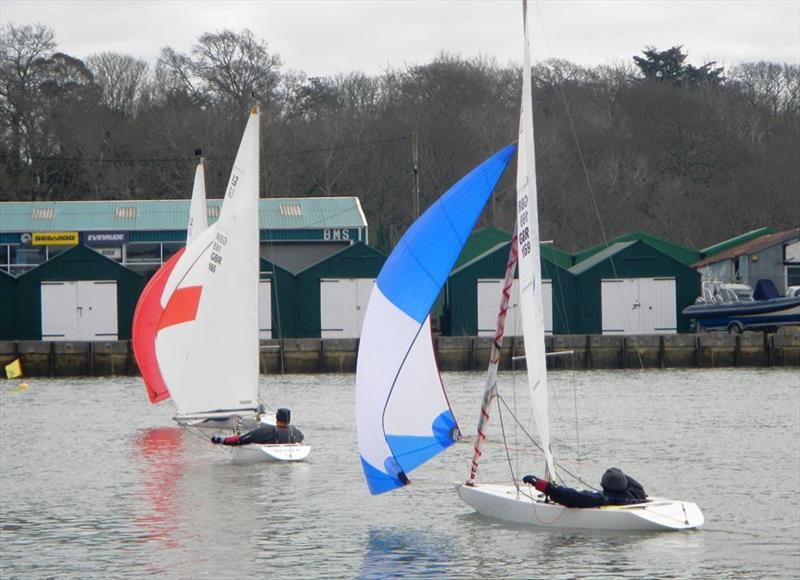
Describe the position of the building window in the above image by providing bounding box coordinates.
[31,207,54,220]
[0,245,8,273]
[45,245,70,260]
[787,266,800,287]
[162,242,183,261]
[280,204,302,217]
[125,242,161,263]
[11,246,45,275]
[116,207,137,220]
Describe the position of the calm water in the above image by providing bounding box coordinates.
[1,369,798,579]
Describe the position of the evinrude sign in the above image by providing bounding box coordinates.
[83,232,128,245]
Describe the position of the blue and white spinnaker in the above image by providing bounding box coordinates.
[355,144,516,495]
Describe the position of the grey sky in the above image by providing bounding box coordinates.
[2,1,798,76]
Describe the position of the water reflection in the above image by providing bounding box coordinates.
[358,527,452,578]
[131,427,186,549]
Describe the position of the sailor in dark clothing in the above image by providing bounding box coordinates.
[522,467,648,508]
[211,408,304,446]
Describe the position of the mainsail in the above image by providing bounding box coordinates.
[356,144,516,495]
[516,0,554,480]
[186,159,208,245]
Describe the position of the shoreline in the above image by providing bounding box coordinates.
[2,331,798,377]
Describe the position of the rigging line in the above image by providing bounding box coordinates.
[495,392,594,489]
[532,2,645,370]
[569,351,582,475]
[0,134,412,165]
[495,382,521,492]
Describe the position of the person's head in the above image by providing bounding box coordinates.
[276,407,291,426]
[600,467,628,495]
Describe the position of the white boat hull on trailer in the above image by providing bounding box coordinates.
[457,483,703,531]
[230,444,311,463]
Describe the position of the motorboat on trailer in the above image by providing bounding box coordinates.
[682,279,800,333]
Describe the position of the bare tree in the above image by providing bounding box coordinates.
[87,52,149,115]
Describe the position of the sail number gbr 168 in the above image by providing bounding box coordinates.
[208,232,227,273]
[518,195,531,257]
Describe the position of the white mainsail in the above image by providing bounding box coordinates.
[186,158,208,245]
[515,0,554,480]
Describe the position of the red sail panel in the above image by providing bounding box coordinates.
[132,250,185,404]
[158,286,203,331]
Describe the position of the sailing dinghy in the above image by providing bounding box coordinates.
[456,2,702,529]
[133,107,309,462]
[356,1,702,530]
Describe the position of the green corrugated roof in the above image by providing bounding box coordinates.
[699,227,777,257]
[451,239,572,275]
[454,227,512,269]
[569,241,636,276]
[574,231,700,266]
[540,244,574,268]
[0,197,367,232]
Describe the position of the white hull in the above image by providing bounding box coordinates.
[456,483,703,531]
[229,444,311,463]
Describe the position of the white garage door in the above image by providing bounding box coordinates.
[477,279,553,336]
[41,280,118,340]
[601,277,676,335]
[258,279,272,339]
[320,278,375,338]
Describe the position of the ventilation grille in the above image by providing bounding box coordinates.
[280,204,302,217]
[32,207,54,220]
[115,207,137,219]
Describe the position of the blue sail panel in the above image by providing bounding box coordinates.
[361,456,406,495]
[386,410,459,473]
[377,144,516,324]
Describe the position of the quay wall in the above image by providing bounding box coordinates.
[1,331,798,377]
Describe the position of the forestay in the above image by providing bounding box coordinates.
[356,144,516,495]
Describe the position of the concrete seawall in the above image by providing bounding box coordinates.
[1,331,798,377]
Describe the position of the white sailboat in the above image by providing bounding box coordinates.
[461,2,702,530]
[356,1,702,530]
[132,107,310,462]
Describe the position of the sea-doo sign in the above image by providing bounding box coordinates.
[83,232,128,245]
[32,232,79,246]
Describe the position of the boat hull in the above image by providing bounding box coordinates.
[229,444,311,463]
[682,296,800,331]
[456,483,703,531]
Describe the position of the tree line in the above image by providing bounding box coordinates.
[1,24,798,252]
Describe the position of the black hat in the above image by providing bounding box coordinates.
[601,467,628,492]
[276,408,291,424]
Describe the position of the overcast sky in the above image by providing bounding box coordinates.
[2,1,798,76]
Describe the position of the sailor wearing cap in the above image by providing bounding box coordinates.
[521,467,649,508]
[211,407,304,446]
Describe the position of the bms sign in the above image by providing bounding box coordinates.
[323,229,351,241]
